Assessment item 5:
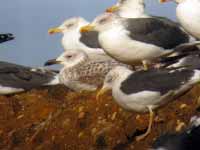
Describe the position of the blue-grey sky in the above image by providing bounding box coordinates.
[0,0,176,67]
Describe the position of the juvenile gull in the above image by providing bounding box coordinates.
[0,33,14,43]
[152,116,200,150]
[44,50,131,92]
[80,13,200,69]
[160,0,200,40]
[0,61,59,95]
[48,17,112,61]
[97,66,200,140]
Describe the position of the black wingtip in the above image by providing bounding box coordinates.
[0,33,15,43]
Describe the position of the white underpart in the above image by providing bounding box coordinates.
[110,70,161,112]
[99,26,171,64]
[0,85,24,95]
[176,0,200,39]
[117,0,149,18]
[113,89,161,112]
[60,75,97,92]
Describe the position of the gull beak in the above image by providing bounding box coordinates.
[44,59,61,66]
[159,0,170,3]
[96,87,110,100]
[106,5,119,13]
[80,24,95,33]
[48,27,63,35]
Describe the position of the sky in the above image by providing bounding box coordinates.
[0,0,176,67]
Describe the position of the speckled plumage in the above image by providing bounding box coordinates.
[59,59,130,92]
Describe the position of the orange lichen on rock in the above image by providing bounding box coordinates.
[0,85,199,150]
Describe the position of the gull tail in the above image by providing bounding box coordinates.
[174,41,200,53]
[158,41,200,69]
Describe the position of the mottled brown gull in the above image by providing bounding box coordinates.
[44,49,131,92]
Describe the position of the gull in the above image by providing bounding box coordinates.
[0,61,59,95]
[80,13,200,69]
[97,66,200,140]
[0,33,14,43]
[160,53,200,69]
[44,49,131,92]
[48,17,112,61]
[160,0,200,40]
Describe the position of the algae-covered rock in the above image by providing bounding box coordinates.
[0,85,199,150]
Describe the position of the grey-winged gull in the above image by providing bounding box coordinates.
[160,0,200,40]
[97,66,200,140]
[106,0,197,43]
[0,61,59,95]
[0,33,14,43]
[44,49,131,92]
[106,0,200,69]
[152,116,200,150]
[80,13,200,69]
[48,17,113,61]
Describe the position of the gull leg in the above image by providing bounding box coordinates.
[142,60,149,70]
[136,106,154,141]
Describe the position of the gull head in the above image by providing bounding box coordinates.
[106,0,145,15]
[44,50,88,67]
[80,13,121,33]
[48,17,89,34]
[96,66,131,100]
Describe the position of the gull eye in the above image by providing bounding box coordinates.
[66,55,73,59]
[98,18,108,24]
[66,23,74,28]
